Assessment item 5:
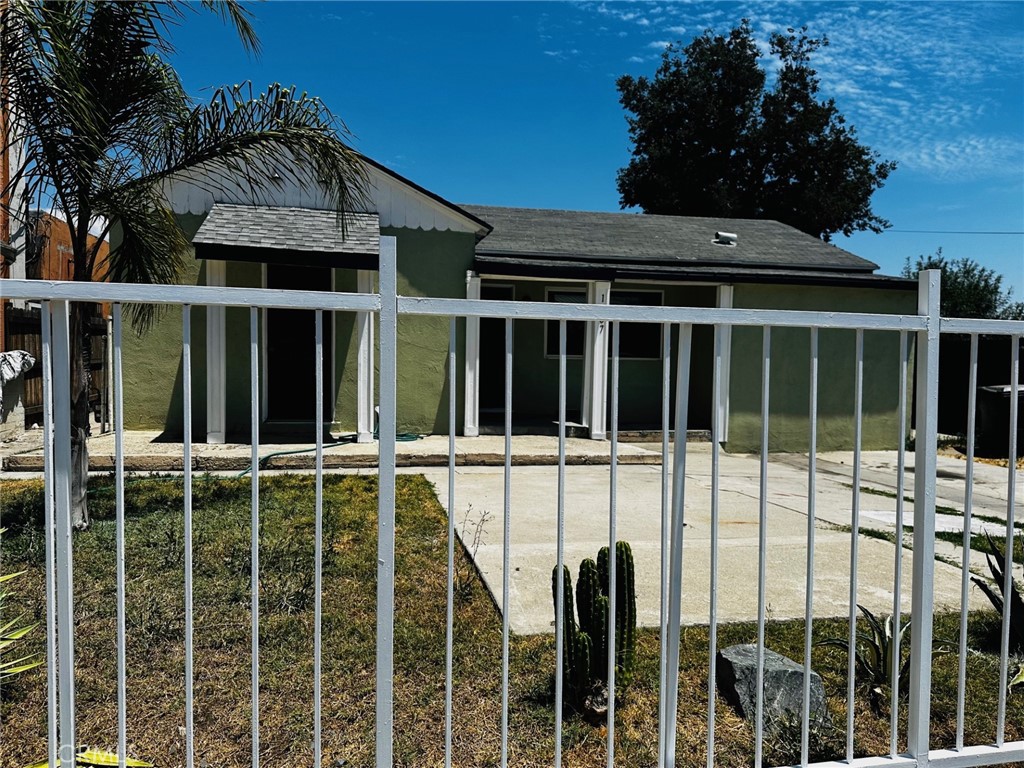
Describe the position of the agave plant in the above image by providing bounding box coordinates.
[818,605,911,691]
[970,532,1024,653]
[1011,664,1024,692]
[817,605,951,715]
[1,529,41,683]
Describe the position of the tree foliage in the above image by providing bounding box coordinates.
[616,21,897,241]
[902,249,1023,320]
[1,1,367,528]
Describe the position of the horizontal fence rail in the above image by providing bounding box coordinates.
[2,263,1023,768]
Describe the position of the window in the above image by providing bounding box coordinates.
[610,290,663,360]
[543,288,664,360]
[545,289,586,357]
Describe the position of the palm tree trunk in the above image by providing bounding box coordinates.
[69,302,90,530]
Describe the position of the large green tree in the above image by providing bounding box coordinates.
[902,250,1024,320]
[617,21,897,241]
[1,1,367,528]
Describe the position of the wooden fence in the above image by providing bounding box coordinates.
[2,303,109,428]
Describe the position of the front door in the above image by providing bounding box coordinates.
[265,264,334,422]
[479,284,514,411]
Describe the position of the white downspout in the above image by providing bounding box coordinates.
[463,271,481,436]
[205,260,227,444]
[583,280,611,440]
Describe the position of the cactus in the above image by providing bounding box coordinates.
[576,558,606,670]
[615,541,637,684]
[552,541,638,710]
[573,630,592,697]
[552,565,577,695]
[597,545,610,595]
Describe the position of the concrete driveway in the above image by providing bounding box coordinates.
[422,445,1019,635]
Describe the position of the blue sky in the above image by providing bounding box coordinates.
[170,1,1024,296]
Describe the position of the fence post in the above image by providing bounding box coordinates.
[908,268,940,762]
[49,299,76,762]
[376,236,398,768]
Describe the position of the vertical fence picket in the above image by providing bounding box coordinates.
[314,310,324,768]
[996,334,1020,744]
[40,302,59,768]
[707,325,722,768]
[956,333,979,751]
[801,326,818,768]
[114,305,127,768]
[445,318,456,768]
[183,307,195,768]
[501,317,513,768]
[250,306,261,768]
[607,322,620,767]
[51,300,75,764]
[846,328,864,761]
[664,323,692,768]
[658,323,671,768]
[376,236,399,768]
[754,325,771,768]
[892,329,909,757]
[554,319,567,768]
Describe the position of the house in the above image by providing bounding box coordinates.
[118,156,917,451]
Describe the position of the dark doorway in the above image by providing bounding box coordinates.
[266,264,334,422]
[479,284,514,411]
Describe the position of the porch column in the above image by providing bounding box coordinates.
[356,269,375,443]
[715,285,734,444]
[582,281,611,440]
[206,260,226,444]
[463,271,481,436]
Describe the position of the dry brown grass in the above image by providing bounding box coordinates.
[1,475,1021,767]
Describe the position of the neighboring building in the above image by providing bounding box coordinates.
[1,212,112,432]
[116,155,916,452]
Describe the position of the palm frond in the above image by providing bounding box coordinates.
[198,0,260,55]
[132,82,368,220]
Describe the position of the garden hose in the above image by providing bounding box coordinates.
[234,429,422,477]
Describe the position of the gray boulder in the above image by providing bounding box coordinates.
[716,644,826,725]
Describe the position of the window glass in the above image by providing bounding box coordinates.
[611,290,662,360]
[545,290,586,357]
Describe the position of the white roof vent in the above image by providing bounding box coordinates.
[713,231,738,246]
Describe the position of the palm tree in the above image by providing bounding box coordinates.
[1,1,367,528]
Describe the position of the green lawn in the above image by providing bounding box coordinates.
[0,475,1021,767]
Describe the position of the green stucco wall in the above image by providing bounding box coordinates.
[388,227,476,434]
[330,227,476,435]
[481,280,717,428]
[120,214,206,435]
[724,284,917,453]
[121,221,475,437]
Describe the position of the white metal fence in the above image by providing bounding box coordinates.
[1,248,1022,768]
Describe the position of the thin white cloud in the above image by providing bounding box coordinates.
[577,0,1024,181]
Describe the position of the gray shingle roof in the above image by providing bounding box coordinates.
[461,204,879,274]
[193,204,379,255]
